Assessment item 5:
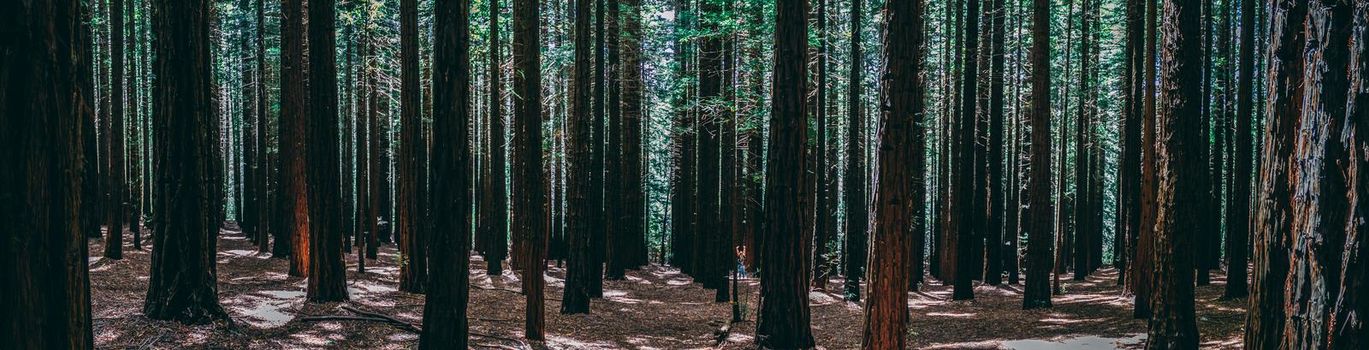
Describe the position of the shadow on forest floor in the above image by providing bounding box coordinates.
[89,225,1245,349]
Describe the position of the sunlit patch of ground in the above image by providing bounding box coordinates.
[90,224,1247,349]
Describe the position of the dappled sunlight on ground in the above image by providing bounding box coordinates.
[89,225,1247,349]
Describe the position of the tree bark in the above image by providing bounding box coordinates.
[1144,0,1202,346]
[0,0,93,345]
[143,0,229,324]
[842,0,868,302]
[756,1,815,347]
[420,0,473,344]
[1022,0,1054,310]
[281,0,310,276]
[1244,0,1305,347]
[1223,0,1255,299]
[397,0,427,294]
[104,0,126,260]
[860,0,923,347]
[562,0,595,314]
[305,0,348,303]
[1283,2,1351,347]
[512,0,547,339]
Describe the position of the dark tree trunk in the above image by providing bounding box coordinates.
[365,24,382,260]
[81,0,104,243]
[755,1,815,347]
[984,0,1007,287]
[513,0,547,339]
[1116,0,1144,286]
[1144,0,1202,346]
[1244,1,1305,347]
[842,0,868,302]
[255,0,271,255]
[588,0,607,297]
[1283,2,1351,347]
[811,0,833,291]
[1022,0,1054,310]
[104,0,126,260]
[1071,0,1093,281]
[281,0,310,276]
[951,0,981,301]
[860,0,923,347]
[483,0,509,276]
[1223,0,1254,300]
[604,0,627,280]
[621,0,648,272]
[305,0,348,303]
[1131,0,1159,319]
[0,0,93,345]
[562,0,594,314]
[697,0,724,294]
[143,0,229,324]
[398,0,427,294]
[1335,8,1369,344]
[419,0,473,344]
[621,0,648,270]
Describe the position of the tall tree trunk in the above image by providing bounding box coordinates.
[1117,0,1144,286]
[1223,0,1254,299]
[1145,0,1202,346]
[562,0,595,314]
[1283,2,1351,347]
[1071,0,1093,281]
[512,0,547,339]
[587,0,607,297]
[621,0,648,271]
[0,0,93,345]
[484,0,509,276]
[305,0,347,303]
[756,0,815,347]
[952,0,982,301]
[860,0,924,347]
[1131,0,1159,319]
[1022,0,1054,310]
[698,0,724,294]
[281,0,310,276]
[842,0,868,302]
[420,0,473,344]
[255,0,271,255]
[1244,0,1305,347]
[984,0,1007,287]
[104,0,126,260]
[398,0,428,294]
[143,0,229,324]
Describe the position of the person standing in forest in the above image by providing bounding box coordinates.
[861,0,923,347]
[756,0,815,347]
[1,0,93,346]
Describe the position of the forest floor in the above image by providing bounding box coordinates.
[90,226,1246,349]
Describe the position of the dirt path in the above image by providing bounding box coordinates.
[90,227,1244,349]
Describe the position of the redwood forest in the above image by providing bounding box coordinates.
[3,0,1368,348]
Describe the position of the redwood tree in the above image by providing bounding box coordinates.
[398,0,428,294]
[562,0,595,314]
[842,0,868,302]
[755,0,815,347]
[513,0,547,339]
[1022,0,1054,310]
[860,0,923,347]
[420,0,473,344]
[306,0,348,303]
[1244,0,1304,347]
[1145,0,1202,346]
[143,0,229,324]
[0,0,93,345]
